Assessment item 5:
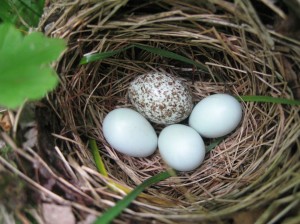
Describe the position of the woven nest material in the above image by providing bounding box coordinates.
[37,0,300,223]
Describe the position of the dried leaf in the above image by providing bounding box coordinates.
[0,112,12,132]
[42,203,75,224]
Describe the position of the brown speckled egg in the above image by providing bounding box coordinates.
[128,72,193,125]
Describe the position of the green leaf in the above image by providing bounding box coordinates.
[80,44,208,72]
[0,1,15,24]
[237,95,300,105]
[0,23,66,109]
[0,22,23,51]
[0,0,45,28]
[94,170,173,224]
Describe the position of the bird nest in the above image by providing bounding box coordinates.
[35,0,300,223]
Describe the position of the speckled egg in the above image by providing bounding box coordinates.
[128,72,193,125]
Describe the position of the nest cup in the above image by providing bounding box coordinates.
[39,1,300,223]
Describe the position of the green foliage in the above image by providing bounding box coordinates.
[0,145,12,159]
[0,0,45,28]
[0,169,26,212]
[0,23,66,109]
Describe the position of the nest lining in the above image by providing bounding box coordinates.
[37,0,300,222]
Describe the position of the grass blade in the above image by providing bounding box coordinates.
[80,44,208,72]
[89,139,108,177]
[94,170,172,224]
[133,43,208,72]
[88,139,175,206]
[238,95,300,105]
[80,46,132,64]
[206,137,224,153]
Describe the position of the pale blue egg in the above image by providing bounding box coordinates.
[189,94,242,138]
[158,124,205,171]
[103,108,158,157]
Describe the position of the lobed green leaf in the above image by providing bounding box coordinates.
[0,23,66,109]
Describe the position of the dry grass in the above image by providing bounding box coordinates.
[1,0,300,223]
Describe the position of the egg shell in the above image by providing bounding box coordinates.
[158,124,206,171]
[189,93,242,138]
[128,72,193,125]
[102,108,158,157]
